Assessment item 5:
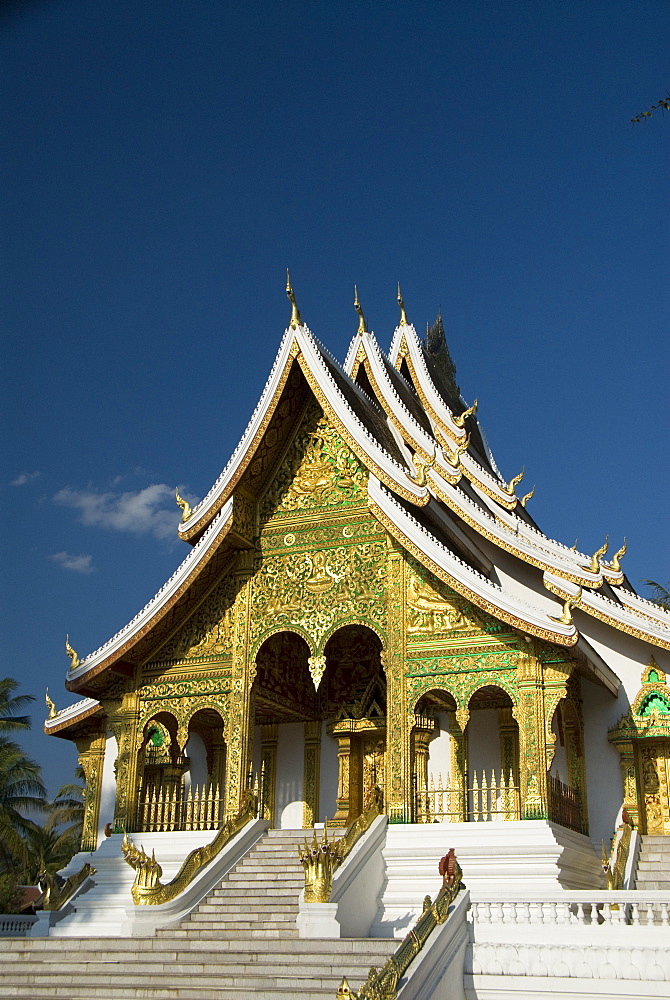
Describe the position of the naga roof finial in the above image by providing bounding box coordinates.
[286,269,303,329]
[502,466,524,496]
[397,282,409,326]
[175,488,192,523]
[354,285,368,334]
[45,688,57,720]
[453,399,478,428]
[609,538,627,574]
[520,487,535,508]
[581,537,609,574]
[65,635,80,670]
[549,587,583,626]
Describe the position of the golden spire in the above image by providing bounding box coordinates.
[453,399,478,428]
[397,282,409,325]
[285,269,302,329]
[353,285,368,334]
[65,635,80,670]
[45,689,57,720]
[609,538,627,573]
[175,488,192,523]
[580,537,609,574]
[520,486,535,508]
[502,466,525,496]
[549,587,583,626]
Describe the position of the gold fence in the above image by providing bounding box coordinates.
[137,783,224,833]
[415,769,520,823]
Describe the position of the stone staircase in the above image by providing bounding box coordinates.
[635,834,670,891]
[0,828,397,999]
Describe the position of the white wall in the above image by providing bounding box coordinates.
[183,731,208,791]
[467,708,500,778]
[548,708,569,784]
[319,721,339,823]
[428,712,452,784]
[97,731,118,843]
[275,722,304,828]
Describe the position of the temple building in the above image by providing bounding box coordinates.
[43,284,670,861]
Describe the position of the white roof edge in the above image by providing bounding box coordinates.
[44,696,101,730]
[67,500,235,681]
[368,476,576,641]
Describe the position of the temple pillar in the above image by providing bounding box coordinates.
[74,728,106,852]
[412,715,434,822]
[614,740,640,829]
[303,721,321,828]
[225,550,255,818]
[110,691,141,833]
[260,723,278,824]
[514,644,549,820]
[331,730,354,827]
[386,544,410,821]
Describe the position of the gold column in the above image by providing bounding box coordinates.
[225,551,255,819]
[616,740,640,829]
[303,721,322,828]
[514,644,549,819]
[452,707,469,821]
[412,718,433,822]
[331,730,354,827]
[386,544,410,821]
[260,723,278,824]
[74,728,106,852]
[109,689,141,833]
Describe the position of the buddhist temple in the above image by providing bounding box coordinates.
[11,281,669,997]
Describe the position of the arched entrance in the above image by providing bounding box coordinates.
[466,685,520,821]
[547,699,587,834]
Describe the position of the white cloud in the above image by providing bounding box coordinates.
[10,471,41,486]
[53,483,197,540]
[51,552,95,575]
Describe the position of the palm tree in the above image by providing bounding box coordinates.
[642,580,670,611]
[0,737,47,873]
[46,767,85,857]
[0,678,34,733]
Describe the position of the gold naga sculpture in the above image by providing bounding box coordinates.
[502,466,525,496]
[608,538,627,574]
[602,809,634,891]
[286,269,303,329]
[175,489,192,522]
[122,789,258,905]
[549,587,583,626]
[354,285,368,334]
[45,689,57,720]
[520,486,535,508]
[408,447,436,487]
[37,863,96,911]
[444,433,470,469]
[397,282,409,326]
[65,635,80,670]
[452,399,478,428]
[581,537,609,574]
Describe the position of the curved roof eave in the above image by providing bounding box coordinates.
[65,499,235,689]
[43,697,102,737]
[367,475,579,647]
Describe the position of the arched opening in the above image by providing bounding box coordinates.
[413,690,458,822]
[183,708,227,829]
[466,686,519,822]
[322,625,385,827]
[548,699,587,834]
[136,712,187,832]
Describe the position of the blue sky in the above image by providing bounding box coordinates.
[1,0,668,795]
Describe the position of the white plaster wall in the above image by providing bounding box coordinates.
[97,731,118,843]
[183,732,208,792]
[428,712,452,783]
[275,722,304,828]
[548,709,568,784]
[319,721,338,823]
[581,675,629,848]
[467,708,500,778]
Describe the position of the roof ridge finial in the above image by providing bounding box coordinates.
[397,282,409,326]
[354,285,368,334]
[286,269,303,329]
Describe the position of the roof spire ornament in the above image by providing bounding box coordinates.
[397,282,409,326]
[65,635,80,670]
[609,538,627,574]
[285,270,303,329]
[175,489,192,523]
[45,688,57,720]
[581,537,609,574]
[353,285,368,334]
[520,487,535,508]
[502,466,525,496]
[453,399,478,428]
[549,587,583,626]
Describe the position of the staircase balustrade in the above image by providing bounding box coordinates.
[137,783,224,833]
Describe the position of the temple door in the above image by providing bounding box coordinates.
[638,740,670,835]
